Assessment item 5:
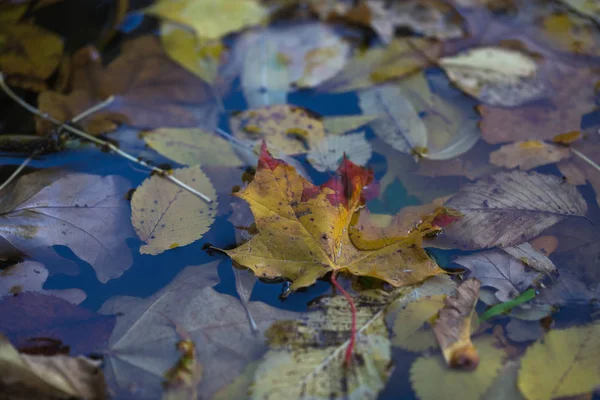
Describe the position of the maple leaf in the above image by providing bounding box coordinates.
[223,143,448,293]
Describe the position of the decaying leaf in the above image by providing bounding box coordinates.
[319,38,442,93]
[0,261,85,304]
[432,278,480,370]
[501,242,557,274]
[251,293,392,400]
[439,171,587,249]
[224,144,446,293]
[535,11,600,57]
[0,169,134,283]
[440,47,547,107]
[145,0,267,40]
[410,336,505,400]
[322,115,380,135]
[143,128,244,168]
[490,140,571,171]
[453,250,543,303]
[0,334,106,400]
[162,337,203,400]
[229,104,326,155]
[307,132,372,172]
[37,36,218,135]
[99,262,296,399]
[518,323,600,400]
[131,165,217,255]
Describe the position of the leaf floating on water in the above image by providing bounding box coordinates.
[0,334,107,399]
[392,295,445,351]
[440,47,547,107]
[131,165,217,255]
[490,140,571,171]
[387,0,466,40]
[251,293,392,400]
[323,114,380,135]
[0,169,134,283]
[307,132,372,172]
[518,323,600,400]
[439,171,587,249]
[410,336,505,400]
[501,242,557,274]
[144,128,244,167]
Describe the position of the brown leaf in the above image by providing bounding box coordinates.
[36,36,218,135]
[432,278,481,370]
[489,140,571,171]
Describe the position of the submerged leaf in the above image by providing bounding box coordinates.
[307,132,372,172]
[392,295,445,351]
[490,140,571,171]
[131,166,217,255]
[518,323,600,400]
[501,242,557,274]
[323,115,380,135]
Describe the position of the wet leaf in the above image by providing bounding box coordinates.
[556,139,600,208]
[490,140,571,171]
[229,104,326,155]
[536,12,600,57]
[143,128,244,168]
[454,250,543,303]
[440,47,546,107]
[0,261,85,304]
[251,293,392,400]
[501,242,557,274]
[0,334,106,400]
[144,0,267,40]
[224,144,445,293]
[518,323,600,400]
[37,36,219,135]
[484,360,526,400]
[479,289,537,321]
[131,165,217,255]
[0,169,134,283]
[99,262,296,399]
[307,132,372,172]
[323,115,380,135]
[386,0,466,40]
[162,338,203,400]
[410,336,505,400]
[558,0,600,24]
[319,38,442,93]
[392,294,446,351]
[438,171,587,249]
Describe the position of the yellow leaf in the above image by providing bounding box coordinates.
[537,13,600,56]
[323,115,380,135]
[410,336,505,400]
[392,295,445,351]
[518,323,600,400]
[145,0,267,40]
[559,0,600,24]
[224,145,445,292]
[131,165,217,255]
[144,128,243,167]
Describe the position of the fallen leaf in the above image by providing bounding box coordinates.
[229,104,326,155]
[484,360,526,400]
[453,250,544,303]
[410,336,505,400]
[0,292,115,355]
[0,261,85,304]
[319,38,442,93]
[37,36,218,135]
[490,140,571,171]
[224,144,446,292]
[535,12,600,57]
[392,294,446,351]
[144,0,267,40]
[518,323,600,400]
[131,165,217,255]
[556,139,600,208]
[0,334,106,400]
[322,115,380,135]
[386,0,466,40]
[251,292,392,400]
[99,262,296,399]
[143,128,244,168]
[558,0,600,24]
[501,242,557,274]
[440,47,547,107]
[0,169,134,283]
[307,131,372,172]
[438,171,587,249]
[162,337,203,400]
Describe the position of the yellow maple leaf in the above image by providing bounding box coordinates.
[224,144,447,293]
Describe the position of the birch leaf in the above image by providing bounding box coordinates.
[143,128,243,167]
[410,336,505,400]
[440,47,546,107]
[131,166,217,255]
[439,171,587,249]
[323,115,380,135]
[490,140,571,171]
[307,132,372,172]
[518,323,600,400]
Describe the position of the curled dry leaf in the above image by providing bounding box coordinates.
[0,169,134,283]
[37,36,218,135]
[490,140,571,171]
[307,132,372,172]
[224,144,446,293]
[432,278,481,370]
[131,165,217,255]
[439,170,587,249]
[0,335,106,400]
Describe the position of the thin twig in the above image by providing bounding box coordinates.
[572,148,600,174]
[0,155,33,193]
[0,73,212,203]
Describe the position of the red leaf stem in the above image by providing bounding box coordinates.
[330,272,356,366]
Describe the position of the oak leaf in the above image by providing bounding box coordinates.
[224,144,446,293]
